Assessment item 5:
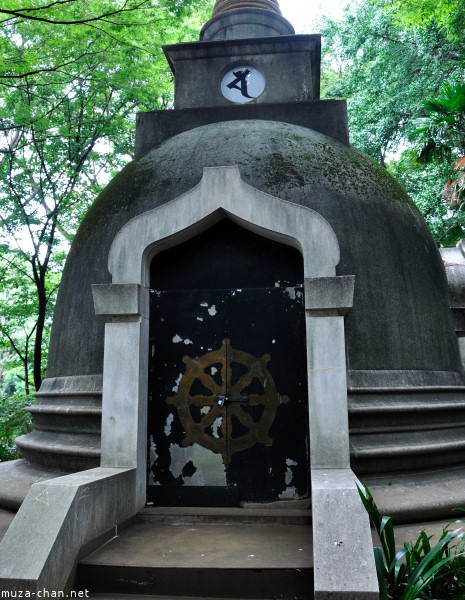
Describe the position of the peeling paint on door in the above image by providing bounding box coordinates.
[147,220,309,506]
[172,373,183,393]
[148,288,308,504]
[164,413,174,436]
[168,443,227,486]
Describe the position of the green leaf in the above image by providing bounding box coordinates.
[373,546,389,600]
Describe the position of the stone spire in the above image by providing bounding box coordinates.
[211,0,282,17]
[200,0,293,40]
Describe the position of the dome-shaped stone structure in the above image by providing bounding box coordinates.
[47,120,460,377]
[17,119,464,475]
[2,4,461,595]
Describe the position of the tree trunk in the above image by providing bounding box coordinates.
[33,278,47,391]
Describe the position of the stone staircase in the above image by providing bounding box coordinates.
[74,507,314,600]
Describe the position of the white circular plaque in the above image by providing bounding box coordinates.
[221,66,266,103]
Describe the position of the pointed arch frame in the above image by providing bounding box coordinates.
[108,165,340,286]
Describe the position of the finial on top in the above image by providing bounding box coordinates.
[211,0,282,17]
[200,0,293,40]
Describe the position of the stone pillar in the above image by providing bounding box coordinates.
[92,283,150,510]
[306,318,350,468]
[304,276,354,469]
[305,276,379,599]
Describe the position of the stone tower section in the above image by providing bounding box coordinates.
[134,0,348,156]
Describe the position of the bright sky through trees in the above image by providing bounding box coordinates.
[279,0,346,32]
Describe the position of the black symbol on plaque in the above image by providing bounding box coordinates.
[226,69,254,99]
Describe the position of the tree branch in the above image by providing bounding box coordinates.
[380,34,418,47]
[0,50,100,80]
[0,0,151,26]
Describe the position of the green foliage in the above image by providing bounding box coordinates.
[320,0,464,163]
[358,482,465,599]
[0,393,32,461]
[0,0,213,83]
[413,83,465,165]
[388,151,465,245]
[0,0,214,391]
[0,248,61,394]
[372,0,465,40]
[0,0,214,224]
[319,0,465,245]
[410,82,465,214]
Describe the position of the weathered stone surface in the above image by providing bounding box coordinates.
[108,166,339,284]
[92,283,149,318]
[163,35,320,109]
[0,468,136,592]
[311,469,378,599]
[0,508,14,543]
[134,100,350,157]
[16,375,102,472]
[47,120,461,381]
[200,7,294,41]
[306,313,351,469]
[75,518,313,598]
[101,318,149,509]
[0,460,66,510]
[441,241,465,370]
[362,465,465,524]
[304,275,355,315]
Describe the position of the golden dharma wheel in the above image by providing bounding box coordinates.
[211,0,282,17]
[165,339,288,464]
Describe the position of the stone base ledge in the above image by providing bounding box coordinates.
[37,374,103,394]
[348,369,465,389]
[135,101,349,157]
[363,464,465,524]
[0,459,66,510]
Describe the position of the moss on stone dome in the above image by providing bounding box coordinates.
[47,120,461,379]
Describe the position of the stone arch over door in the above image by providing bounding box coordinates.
[92,165,353,508]
[107,165,340,286]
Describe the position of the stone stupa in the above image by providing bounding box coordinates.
[1,0,464,596]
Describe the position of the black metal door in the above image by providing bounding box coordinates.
[147,221,309,506]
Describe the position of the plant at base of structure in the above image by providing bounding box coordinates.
[357,482,465,599]
[0,393,32,462]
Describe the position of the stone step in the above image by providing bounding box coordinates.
[76,521,313,599]
[139,505,311,525]
[15,429,100,472]
[79,567,313,599]
[351,425,465,473]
